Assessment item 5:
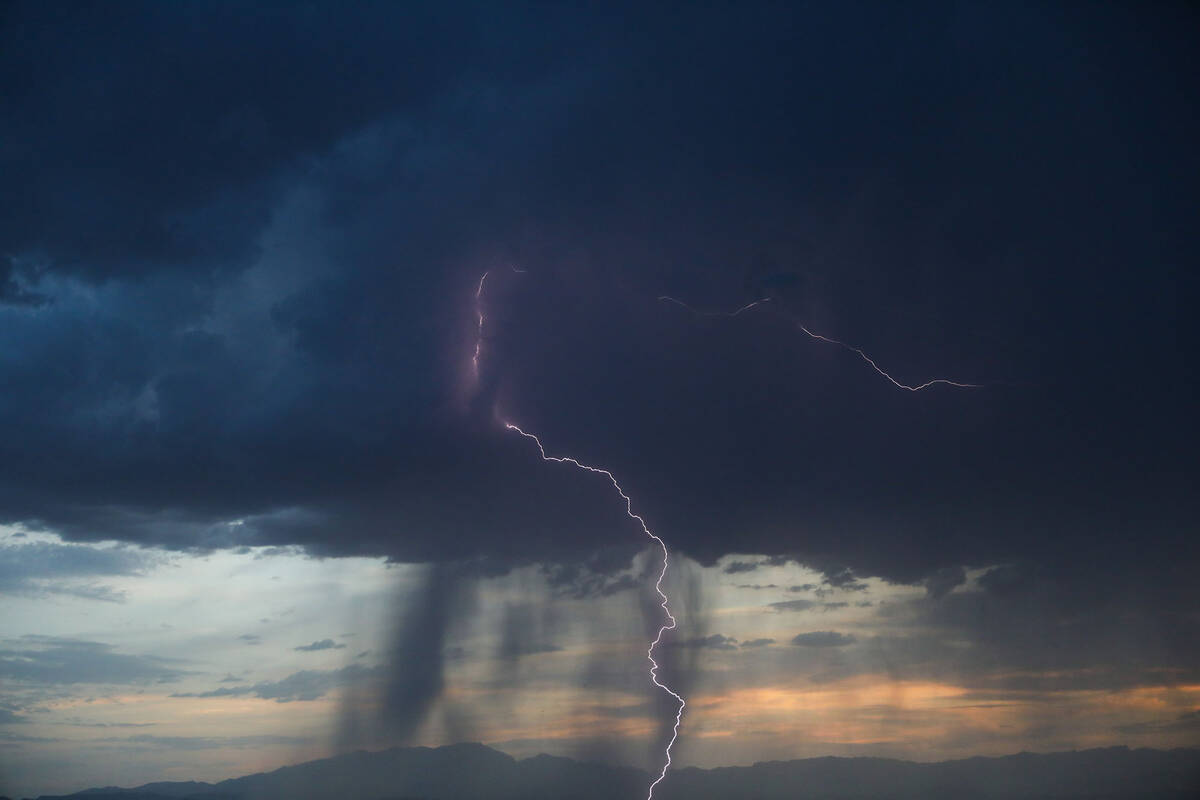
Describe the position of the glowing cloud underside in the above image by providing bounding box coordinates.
[474,271,686,799]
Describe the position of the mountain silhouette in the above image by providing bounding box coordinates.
[27,742,1200,800]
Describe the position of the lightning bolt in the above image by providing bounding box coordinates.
[658,295,978,391]
[502,423,685,799]
[466,275,977,797]
[473,271,686,799]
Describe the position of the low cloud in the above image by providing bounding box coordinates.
[669,634,738,651]
[294,639,346,652]
[541,555,641,598]
[723,556,791,575]
[791,631,857,647]
[740,638,775,648]
[1115,710,1200,735]
[0,731,59,744]
[770,599,850,613]
[769,599,816,612]
[172,664,376,703]
[105,733,311,750]
[0,539,160,603]
[0,636,186,685]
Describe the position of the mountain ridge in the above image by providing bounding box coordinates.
[24,743,1200,800]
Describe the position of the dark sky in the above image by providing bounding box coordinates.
[2,0,1197,626]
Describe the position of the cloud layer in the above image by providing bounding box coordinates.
[0,3,1195,600]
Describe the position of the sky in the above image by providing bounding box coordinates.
[1,1,1198,796]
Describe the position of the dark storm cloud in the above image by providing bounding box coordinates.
[924,566,968,600]
[724,557,793,575]
[0,2,585,282]
[0,0,632,569]
[0,0,1195,617]
[821,570,867,591]
[0,637,186,685]
[540,551,642,598]
[0,256,48,307]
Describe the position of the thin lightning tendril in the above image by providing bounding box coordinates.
[657,295,772,317]
[474,271,685,800]
[658,295,978,391]
[795,325,978,391]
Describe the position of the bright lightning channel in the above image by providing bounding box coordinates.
[658,295,978,391]
[471,271,489,379]
[502,424,686,800]
[474,271,686,800]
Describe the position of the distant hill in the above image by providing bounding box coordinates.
[28,742,1200,800]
